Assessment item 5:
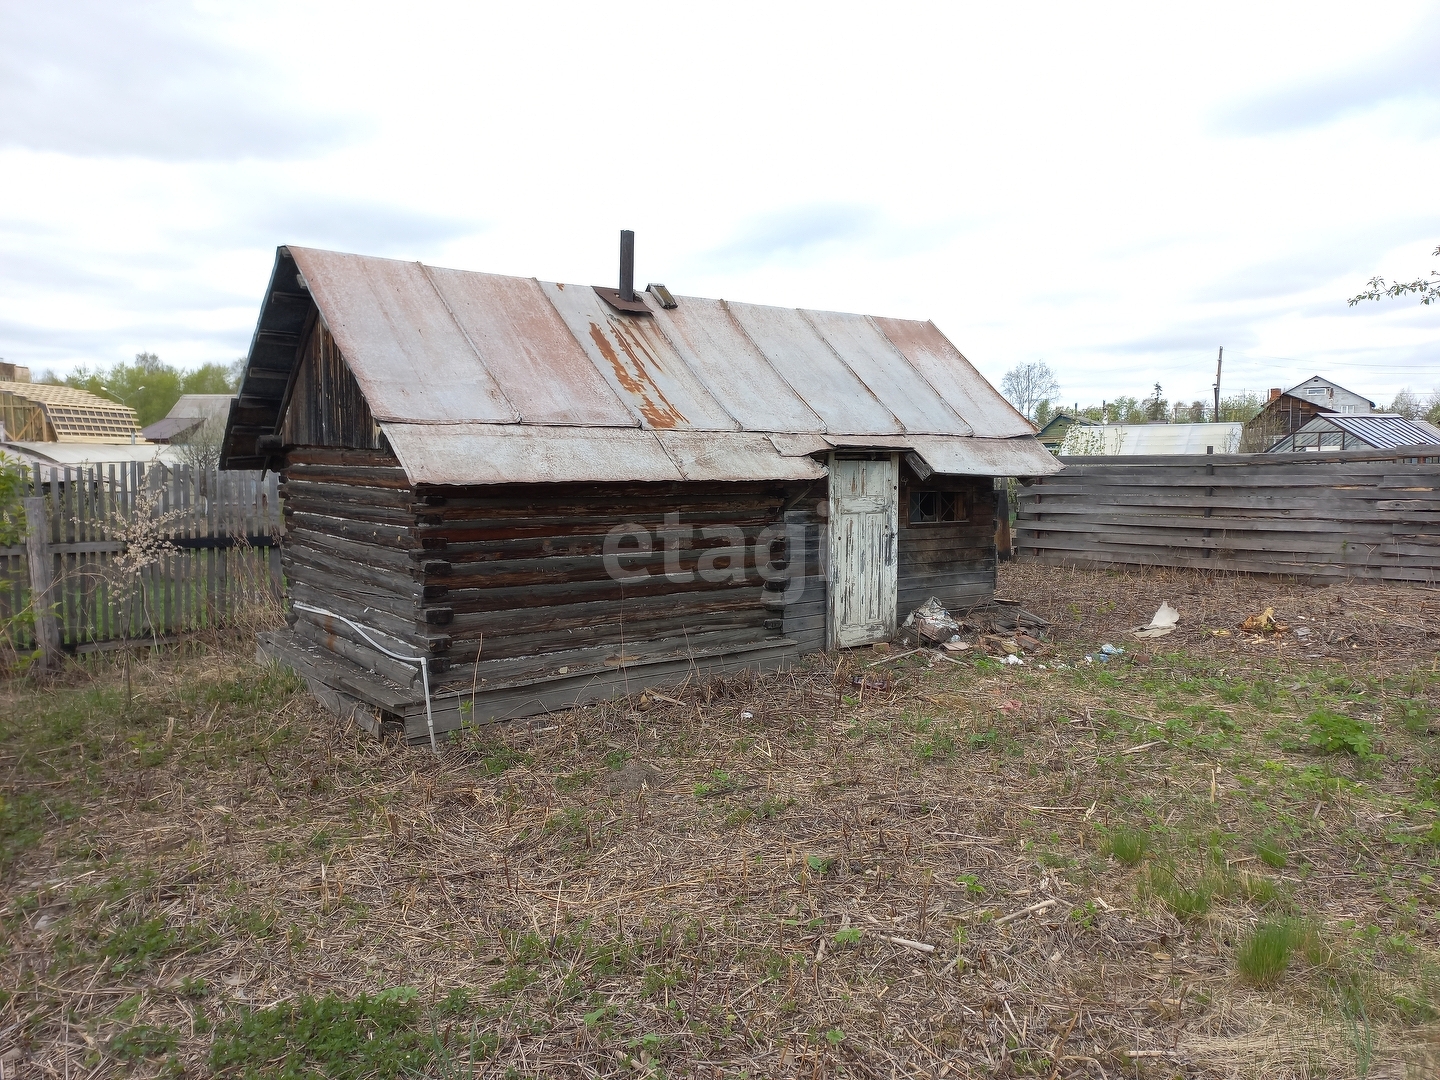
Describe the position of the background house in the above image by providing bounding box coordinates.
[1035,412,1094,453]
[142,394,236,443]
[222,242,1058,742]
[1285,376,1374,415]
[1241,387,1336,450]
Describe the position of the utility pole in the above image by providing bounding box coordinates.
[1212,347,1223,423]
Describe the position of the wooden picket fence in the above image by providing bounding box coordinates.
[1015,446,1440,583]
[0,462,282,664]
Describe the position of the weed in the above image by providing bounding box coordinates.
[833,928,862,947]
[1070,899,1099,929]
[824,1027,846,1048]
[1104,825,1150,867]
[1236,919,1313,985]
[603,749,630,770]
[955,873,985,897]
[1304,710,1377,759]
[1255,838,1288,868]
[208,987,470,1078]
[916,730,956,762]
[694,770,741,798]
[1146,864,1212,921]
[110,1023,179,1062]
[1397,698,1435,736]
[100,916,195,976]
[555,769,595,793]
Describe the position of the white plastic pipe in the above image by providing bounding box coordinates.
[290,602,437,752]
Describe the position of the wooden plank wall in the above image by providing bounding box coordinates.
[897,469,997,615]
[1016,448,1440,582]
[2,461,282,656]
[280,320,386,451]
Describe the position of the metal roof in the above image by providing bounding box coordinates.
[1281,413,1440,451]
[1060,422,1243,456]
[223,246,1057,482]
[3,441,179,471]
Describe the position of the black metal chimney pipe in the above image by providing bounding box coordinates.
[619,230,635,302]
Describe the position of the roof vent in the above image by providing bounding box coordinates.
[593,229,652,314]
[647,283,677,308]
[620,229,635,301]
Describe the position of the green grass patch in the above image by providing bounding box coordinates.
[208,986,494,1079]
[1104,824,1150,867]
[1236,919,1317,986]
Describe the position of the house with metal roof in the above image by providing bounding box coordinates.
[142,394,236,443]
[1268,413,1440,453]
[221,239,1058,743]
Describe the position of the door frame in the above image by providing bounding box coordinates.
[825,452,900,650]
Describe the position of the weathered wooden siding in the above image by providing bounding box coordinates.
[896,468,997,616]
[274,451,822,739]
[280,320,385,451]
[1016,449,1440,581]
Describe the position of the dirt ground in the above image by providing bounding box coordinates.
[2,563,1439,1079]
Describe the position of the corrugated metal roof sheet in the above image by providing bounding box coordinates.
[230,246,1056,482]
[1061,423,1243,456]
[1304,413,1440,449]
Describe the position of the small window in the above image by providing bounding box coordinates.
[909,490,962,524]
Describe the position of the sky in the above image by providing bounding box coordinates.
[1,1,1438,412]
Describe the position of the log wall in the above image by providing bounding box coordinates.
[897,469,997,615]
[1016,448,1440,582]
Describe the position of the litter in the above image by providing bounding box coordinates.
[942,640,971,652]
[903,596,961,644]
[1132,602,1180,639]
[1240,607,1289,634]
[1002,654,1023,665]
[1097,643,1124,663]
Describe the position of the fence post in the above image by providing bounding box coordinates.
[23,496,61,670]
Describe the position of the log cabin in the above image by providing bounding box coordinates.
[221,239,1060,744]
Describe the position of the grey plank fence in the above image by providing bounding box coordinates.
[1016,446,1440,583]
[0,462,282,663]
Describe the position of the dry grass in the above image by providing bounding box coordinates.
[2,563,1439,1079]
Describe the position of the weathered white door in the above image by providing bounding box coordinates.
[827,455,899,648]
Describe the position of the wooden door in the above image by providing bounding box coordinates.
[827,455,898,648]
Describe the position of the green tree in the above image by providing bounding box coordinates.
[1349,245,1440,307]
[1143,383,1168,422]
[42,352,238,427]
[1217,392,1263,423]
[0,450,25,547]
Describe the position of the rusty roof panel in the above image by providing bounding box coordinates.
[657,431,827,482]
[870,317,1033,438]
[540,282,738,431]
[425,268,635,427]
[290,248,518,424]
[724,301,904,435]
[801,309,972,435]
[650,297,825,433]
[383,423,683,486]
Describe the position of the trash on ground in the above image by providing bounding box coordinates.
[1097,643,1124,662]
[1002,654,1023,665]
[942,639,971,652]
[1132,601,1180,639]
[904,596,962,643]
[852,673,893,692]
[1240,607,1289,634]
